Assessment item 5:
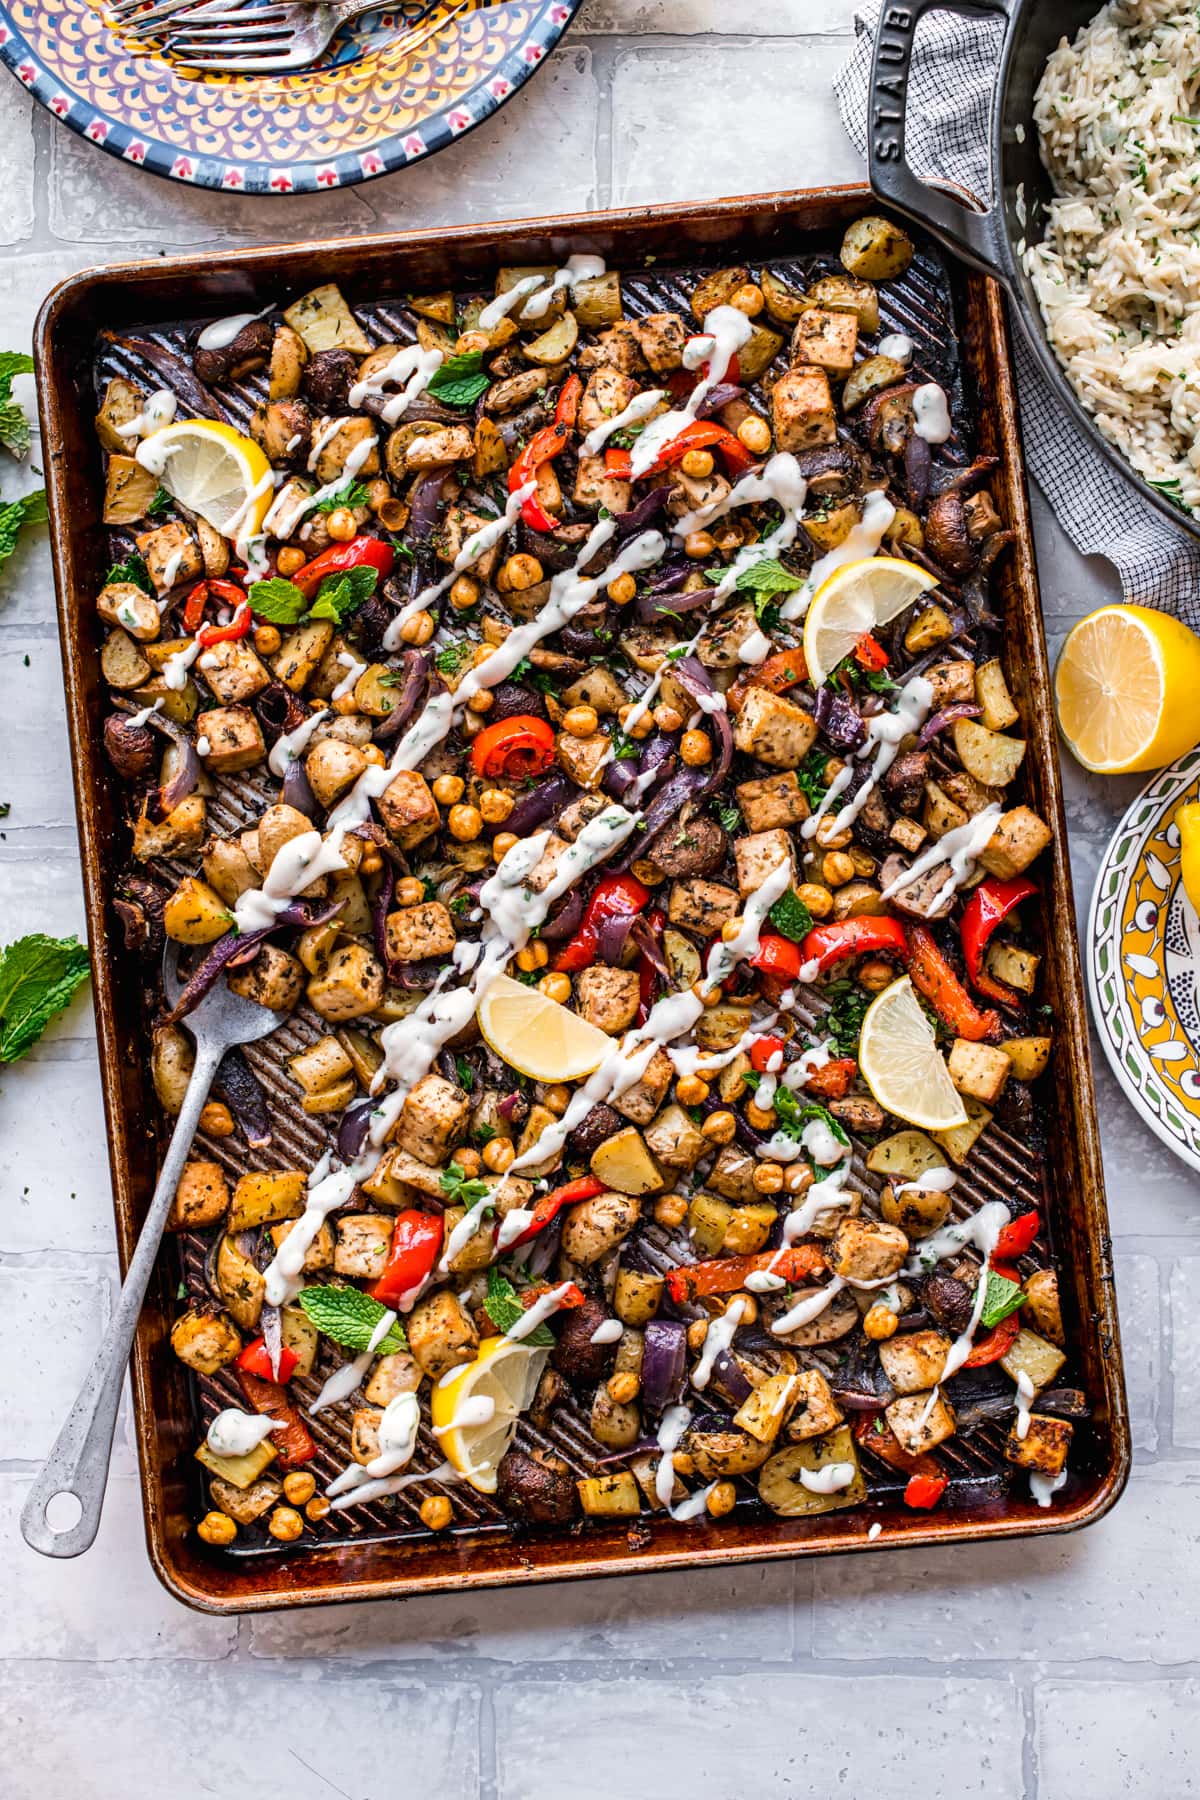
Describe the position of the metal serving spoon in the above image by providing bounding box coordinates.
[21,943,288,1559]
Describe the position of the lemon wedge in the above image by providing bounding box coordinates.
[1179,802,1200,916]
[432,1336,549,1493]
[1055,604,1200,774]
[803,557,938,686]
[477,971,613,1082]
[136,419,272,542]
[857,975,968,1132]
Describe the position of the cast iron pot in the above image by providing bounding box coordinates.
[867,0,1200,543]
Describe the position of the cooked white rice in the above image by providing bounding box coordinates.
[1026,0,1200,518]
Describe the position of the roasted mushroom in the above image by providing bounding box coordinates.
[192,316,273,387]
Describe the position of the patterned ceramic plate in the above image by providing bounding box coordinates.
[0,0,580,195]
[1088,745,1200,1173]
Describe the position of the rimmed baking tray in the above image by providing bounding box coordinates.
[34,185,1129,1613]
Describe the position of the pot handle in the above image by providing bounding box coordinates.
[867,0,1016,277]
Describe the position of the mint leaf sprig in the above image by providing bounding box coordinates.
[297,1284,408,1356]
[0,934,90,1063]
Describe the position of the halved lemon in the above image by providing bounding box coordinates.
[803,557,938,686]
[478,971,613,1082]
[1054,604,1200,774]
[432,1336,549,1493]
[857,975,968,1132]
[135,419,272,542]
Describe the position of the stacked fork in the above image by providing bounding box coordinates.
[105,0,460,74]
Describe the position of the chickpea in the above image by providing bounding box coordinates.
[479,787,514,825]
[253,624,282,657]
[433,776,465,808]
[680,729,713,768]
[455,1147,483,1177]
[469,690,497,718]
[482,1137,516,1174]
[396,875,426,907]
[701,1110,737,1146]
[608,571,637,606]
[365,478,392,514]
[752,1161,785,1195]
[745,1099,777,1132]
[680,448,715,479]
[378,499,409,533]
[499,552,544,592]
[562,704,599,739]
[707,1479,738,1519]
[448,803,483,842]
[283,1470,317,1506]
[276,545,307,577]
[784,1163,815,1196]
[814,813,853,850]
[712,521,745,554]
[653,703,684,732]
[198,1100,235,1138]
[267,1505,304,1543]
[449,576,479,612]
[858,956,896,993]
[684,529,715,560]
[672,1451,695,1478]
[863,1303,899,1342]
[493,832,519,861]
[305,1495,332,1523]
[539,971,572,1005]
[398,609,435,647]
[630,858,666,887]
[472,643,495,667]
[692,979,723,1008]
[197,1510,237,1547]
[420,1494,453,1531]
[515,940,549,972]
[797,881,834,920]
[654,1192,689,1230]
[732,1291,758,1325]
[849,845,877,878]
[687,1318,710,1353]
[730,282,765,317]
[822,850,856,888]
[325,506,357,543]
[737,414,772,456]
[542,1083,572,1116]
[607,1371,640,1406]
[675,1074,710,1107]
[617,703,654,741]
[721,915,746,944]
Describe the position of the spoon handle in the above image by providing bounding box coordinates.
[21,1036,224,1558]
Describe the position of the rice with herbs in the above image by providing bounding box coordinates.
[1026,0,1200,518]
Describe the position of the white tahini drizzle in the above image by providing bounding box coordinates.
[125,696,164,729]
[332,651,367,702]
[629,305,753,477]
[582,386,666,457]
[589,1318,625,1346]
[799,1462,856,1495]
[520,253,607,322]
[880,803,1002,913]
[778,487,897,624]
[233,824,351,934]
[348,344,444,423]
[382,482,536,651]
[877,333,914,364]
[912,382,952,444]
[205,1408,279,1457]
[802,672,933,842]
[1030,1469,1068,1509]
[503,1283,574,1343]
[115,388,177,439]
[1014,1369,1036,1441]
[268,707,329,778]
[477,275,547,332]
[691,1298,746,1391]
[196,305,271,351]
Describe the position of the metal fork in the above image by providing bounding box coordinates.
[106,0,239,34]
[20,942,289,1560]
[165,0,460,74]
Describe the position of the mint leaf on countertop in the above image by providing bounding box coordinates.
[0,933,90,1063]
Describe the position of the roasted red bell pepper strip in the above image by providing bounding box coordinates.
[517,1280,586,1312]
[235,1368,315,1469]
[554,872,652,973]
[555,372,582,429]
[503,1176,604,1250]
[904,1471,949,1509]
[185,576,249,635]
[801,914,909,975]
[666,1245,827,1305]
[802,1056,859,1099]
[653,419,757,476]
[290,535,394,602]
[854,632,890,672]
[508,418,572,531]
[853,1412,937,1476]
[960,875,1038,1007]
[470,714,556,781]
[237,1336,298,1384]
[962,1311,1021,1368]
[196,601,252,648]
[673,338,742,393]
[727,646,808,712]
[749,1033,787,1073]
[993,1209,1040,1261]
[907,925,1001,1042]
[369,1209,444,1308]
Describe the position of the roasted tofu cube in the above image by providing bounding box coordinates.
[207,1473,282,1524]
[771,364,836,452]
[307,942,385,1022]
[385,901,456,965]
[556,730,611,791]
[613,1045,674,1124]
[889,815,927,855]
[573,452,632,515]
[707,1144,759,1203]
[305,737,367,809]
[733,687,818,768]
[634,310,688,372]
[407,1289,480,1380]
[197,704,265,774]
[395,1072,470,1164]
[699,602,762,669]
[735,1370,804,1444]
[351,1407,383,1465]
[363,1146,445,1206]
[645,1102,708,1170]
[364,1350,422,1407]
[589,321,646,373]
[878,1330,952,1396]
[948,1037,1013,1106]
[227,943,305,1012]
[579,366,637,434]
[135,520,203,591]
[169,1160,229,1232]
[667,877,739,935]
[436,506,501,582]
[735,770,811,831]
[377,770,440,850]
[575,965,640,1035]
[171,1308,242,1374]
[978,806,1053,880]
[1004,1413,1073,1476]
[132,794,206,862]
[791,306,858,375]
[785,1368,845,1442]
[887,1390,957,1456]
[270,1217,333,1273]
[288,1035,354,1097]
[830,1217,909,1283]
[925,659,977,708]
[228,1170,307,1233]
[334,1213,393,1280]
[987,941,1040,996]
[197,636,271,705]
[734,827,795,897]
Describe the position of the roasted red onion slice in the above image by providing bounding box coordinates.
[916,701,982,746]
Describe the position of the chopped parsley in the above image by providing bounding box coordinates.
[823,979,870,1058]
[453,1054,475,1093]
[439,1161,491,1209]
[145,485,173,519]
[104,553,152,594]
[796,747,831,808]
[314,478,371,515]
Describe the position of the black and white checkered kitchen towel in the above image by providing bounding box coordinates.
[835,4,1200,629]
